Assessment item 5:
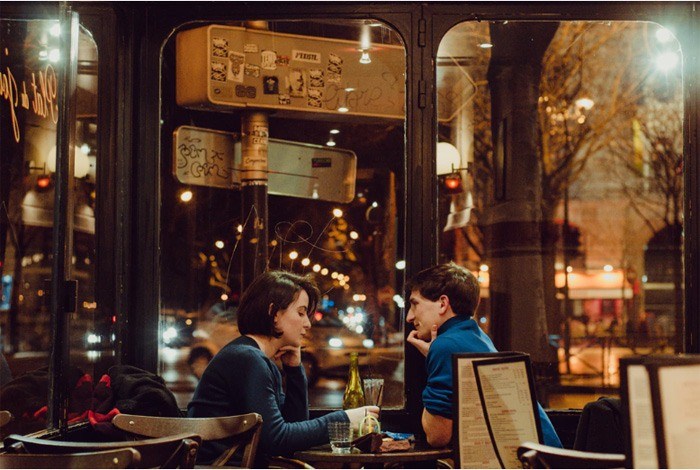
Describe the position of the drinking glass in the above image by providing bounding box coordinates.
[362,378,384,407]
[360,378,384,434]
[328,421,353,453]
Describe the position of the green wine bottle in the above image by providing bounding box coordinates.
[342,352,365,409]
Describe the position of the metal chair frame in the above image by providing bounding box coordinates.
[0,447,142,469]
[517,441,626,469]
[4,432,201,468]
[112,413,262,467]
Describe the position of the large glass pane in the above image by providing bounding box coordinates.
[437,21,683,408]
[159,20,406,409]
[0,18,101,435]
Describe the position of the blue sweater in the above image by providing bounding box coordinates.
[423,316,563,448]
[188,335,347,466]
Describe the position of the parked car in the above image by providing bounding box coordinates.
[187,308,401,385]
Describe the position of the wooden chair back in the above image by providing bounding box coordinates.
[112,413,262,467]
[0,447,141,469]
[517,441,626,469]
[0,410,12,428]
[4,432,201,468]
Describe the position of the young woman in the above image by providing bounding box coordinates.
[188,270,378,466]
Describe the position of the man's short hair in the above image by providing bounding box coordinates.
[406,262,480,317]
[237,270,320,337]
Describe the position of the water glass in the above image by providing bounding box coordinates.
[328,421,353,454]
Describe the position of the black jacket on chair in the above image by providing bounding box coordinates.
[573,397,626,454]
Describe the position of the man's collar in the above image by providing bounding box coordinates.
[437,315,472,335]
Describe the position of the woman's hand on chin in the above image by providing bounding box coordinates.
[275,345,302,367]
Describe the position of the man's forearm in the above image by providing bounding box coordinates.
[421,408,453,448]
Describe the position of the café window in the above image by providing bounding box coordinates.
[159,20,406,409]
[0,17,102,434]
[436,20,683,407]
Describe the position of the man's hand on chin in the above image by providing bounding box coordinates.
[406,324,438,357]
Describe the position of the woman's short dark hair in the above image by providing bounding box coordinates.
[405,262,480,317]
[237,270,320,337]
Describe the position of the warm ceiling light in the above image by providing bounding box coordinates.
[359,51,372,64]
[289,251,299,260]
[656,51,679,71]
[478,42,493,49]
[575,97,594,110]
[301,258,310,266]
[326,137,336,147]
[180,190,193,202]
[332,208,344,218]
[330,129,340,134]
[655,27,674,43]
[349,231,359,240]
[312,264,321,272]
[48,48,60,62]
[338,106,349,113]
[215,240,224,249]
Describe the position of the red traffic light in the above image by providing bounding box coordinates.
[439,173,463,194]
[36,175,52,190]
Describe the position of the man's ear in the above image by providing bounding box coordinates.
[438,295,451,315]
[269,303,278,322]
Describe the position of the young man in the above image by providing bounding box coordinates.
[406,262,562,448]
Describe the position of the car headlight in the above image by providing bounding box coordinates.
[328,337,343,348]
[362,339,374,348]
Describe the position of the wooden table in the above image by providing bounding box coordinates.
[294,444,452,468]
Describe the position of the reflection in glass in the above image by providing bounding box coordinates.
[159,19,406,409]
[437,21,683,408]
[0,19,101,434]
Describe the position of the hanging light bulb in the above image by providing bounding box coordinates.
[359,22,372,64]
[326,136,336,147]
[359,50,372,64]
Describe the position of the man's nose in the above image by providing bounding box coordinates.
[406,310,414,323]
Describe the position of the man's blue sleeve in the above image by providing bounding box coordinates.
[537,404,563,448]
[422,340,454,418]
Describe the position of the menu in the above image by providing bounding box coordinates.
[620,358,658,469]
[452,352,540,469]
[649,362,700,469]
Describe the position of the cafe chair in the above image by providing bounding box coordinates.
[517,441,626,469]
[0,410,12,427]
[0,447,141,469]
[112,412,262,467]
[4,432,201,468]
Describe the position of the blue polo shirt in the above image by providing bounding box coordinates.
[423,316,562,448]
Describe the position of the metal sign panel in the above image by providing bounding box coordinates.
[173,125,356,203]
[176,25,405,120]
